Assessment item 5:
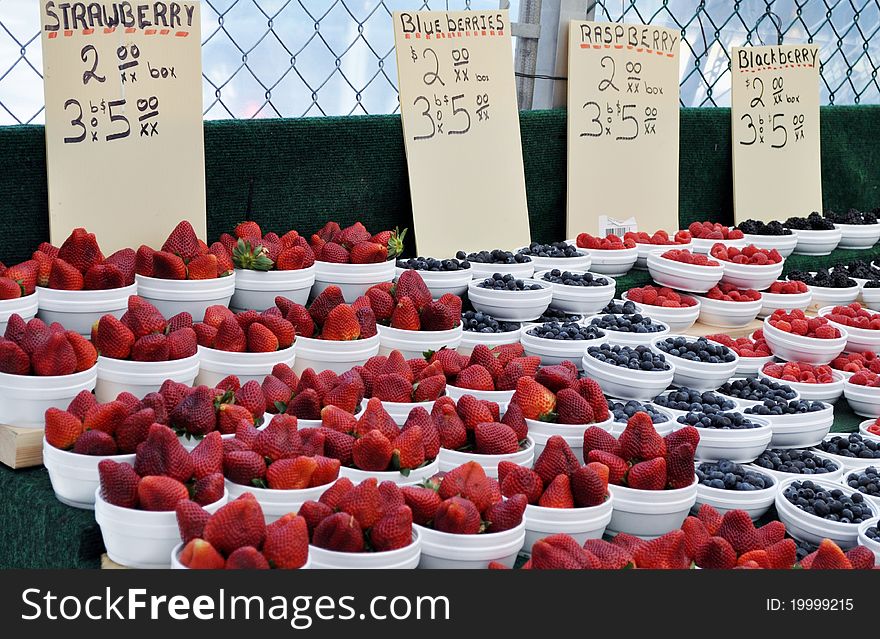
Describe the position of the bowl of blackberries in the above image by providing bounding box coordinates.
[516,242,592,271]
[694,459,778,520]
[622,286,701,333]
[395,256,472,298]
[520,321,607,368]
[652,387,738,418]
[457,249,534,279]
[467,274,553,322]
[581,344,675,401]
[786,269,860,312]
[533,269,615,315]
[457,310,521,355]
[812,433,880,471]
[716,376,800,408]
[749,448,845,483]
[824,209,880,250]
[675,410,772,463]
[786,213,843,256]
[606,398,674,437]
[776,477,874,547]
[584,312,669,347]
[743,398,833,448]
[650,336,739,391]
[736,220,798,258]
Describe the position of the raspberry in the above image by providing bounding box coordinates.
[790,319,809,335]
[814,325,838,339]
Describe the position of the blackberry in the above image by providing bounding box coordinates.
[653,388,737,413]
[743,399,828,417]
[736,219,792,236]
[677,410,763,430]
[588,313,666,334]
[476,273,544,291]
[517,242,581,258]
[534,307,582,324]
[754,448,840,475]
[601,300,639,315]
[461,310,520,334]
[527,321,604,341]
[844,466,880,498]
[654,336,736,364]
[814,433,880,459]
[784,212,836,231]
[786,269,856,289]
[456,249,531,264]
[696,459,772,491]
[823,208,879,225]
[396,256,470,271]
[541,269,609,287]
[607,399,669,424]
[782,480,873,524]
[717,377,797,403]
[587,343,670,371]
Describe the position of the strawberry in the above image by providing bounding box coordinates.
[152,251,187,280]
[309,286,345,327]
[696,503,723,535]
[499,464,543,504]
[389,424,424,470]
[627,457,667,490]
[263,513,309,569]
[393,271,432,310]
[433,402,468,450]
[131,333,169,362]
[67,389,98,421]
[586,450,628,485]
[372,373,413,403]
[352,429,393,471]
[350,242,387,264]
[161,220,202,262]
[126,296,167,338]
[193,322,218,347]
[570,464,607,507]
[226,546,270,569]
[261,375,292,414]
[309,455,340,487]
[681,516,710,560]
[217,403,254,435]
[190,471,225,506]
[179,539,226,569]
[203,493,267,555]
[413,374,446,402]
[845,545,875,570]
[257,314,295,350]
[437,292,462,319]
[665,424,700,451]
[556,388,594,425]
[381,350,413,381]
[610,532,647,555]
[456,394,494,429]
[512,377,556,420]
[0,277,21,300]
[234,380,266,418]
[254,414,302,461]
[535,364,578,392]
[351,307,376,339]
[324,379,363,415]
[804,539,852,569]
[167,327,198,360]
[169,385,217,436]
[318,477,354,510]
[484,493,526,533]
[44,408,83,450]
[134,423,195,482]
[500,402,528,441]
[756,520,786,549]
[366,504,411,552]
[191,431,223,479]
[203,305,235,329]
[403,407,440,460]
[98,459,140,508]
[366,288,395,321]
[455,364,495,391]
[420,300,457,331]
[666,442,696,489]
[319,242,350,264]
[104,248,137,286]
[214,317,247,352]
[434,496,481,534]
[137,475,189,511]
[575,378,610,421]
[582,426,620,457]
[533,435,580,486]
[438,461,495,513]
[176,500,211,544]
[5,261,38,296]
[633,529,690,569]
[765,538,798,569]
[531,534,600,569]
[299,428,326,457]
[582,539,635,569]
[66,330,98,371]
[474,421,518,455]
[469,345,503,380]
[299,500,334,535]
[618,412,666,462]
[115,391,140,412]
[57,228,103,274]
[390,296,420,330]
[321,404,357,433]
[716,509,761,555]
[400,486,440,526]
[83,263,124,290]
[72,429,117,456]
[320,304,361,341]
[312,512,364,552]
[166,311,193,333]
[287,388,322,420]
[538,474,575,508]
[355,397,399,440]
[94,315,135,360]
[33,332,77,376]
[695,536,737,569]
[265,456,315,489]
[135,245,155,277]
[30,251,52,288]
[245,322,279,353]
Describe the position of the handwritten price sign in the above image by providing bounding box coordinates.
[393,10,530,256]
[40,1,206,252]
[566,21,681,237]
[732,45,821,223]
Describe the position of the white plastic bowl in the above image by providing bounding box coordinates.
[579,246,638,276]
[135,274,235,322]
[95,353,200,403]
[859,418,880,443]
[691,236,747,254]
[775,476,872,548]
[812,433,880,471]
[583,316,670,348]
[742,233,798,257]
[516,249,592,272]
[857,518,880,564]
[394,266,472,299]
[762,317,848,365]
[520,325,608,369]
[646,251,724,294]
[716,258,784,291]
[311,260,395,303]
[0,293,38,334]
[414,520,525,569]
[791,228,843,256]
[751,403,834,448]
[633,240,693,269]
[533,270,616,315]
[526,416,613,463]
[861,285,880,312]
[650,335,739,391]
[225,479,333,523]
[230,266,316,312]
[292,334,380,375]
[309,530,421,569]
[170,543,311,570]
[456,327,521,356]
[196,344,296,387]
[685,415,773,463]
[438,437,535,478]
[761,369,845,403]
[834,223,880,250]
[735,354,775,377]
[377,323,463,360]
[807,284,861,313]
[468,261,535,280]
[758,289,813,318]
[522,496,613,553]
[380,400,436,426]
[606,479,698,539]
[843,378,880,418]
[716,376,801,409]
[693,294,763,329]
[37,283,137,336]
[0,365,97,428]
[338,458,439,486]
[95,488,228,569]
[42,440,135,509]
[693,466,778,520]
[621,292,700,333]
[445,386,515,414]
[818,305,880,354]
[467,279,553,322]
[581,350,675,401]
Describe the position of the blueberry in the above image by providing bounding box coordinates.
[717,377,798,404]
[589,313,666,334]
[541,270,609,287]
[676,410,761,430]
[784,479,875,523]
[517,242,581,259]
[396,256,469,272]
[697,460,772,492]
[653,387,737,413]
[461,310,520,334]
[744,399,828,417]
[460,249,530,264]
[476,273,544,291]
[815,434,880,459]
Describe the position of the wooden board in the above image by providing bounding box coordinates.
[0,425,44,469]
[101,554,128,570]
[683,319,763,340]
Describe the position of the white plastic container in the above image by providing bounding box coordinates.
[394,266,472,299]
[581,351,675,401]
[438,437,535,478]
[775,476,872,548]
[445,386,515,414]
[650,335,739,391]
[812,433,880,471]
[293,334,380,375]
[579,247,638,276]
[517,249,592,272]
[0,366,97,428]
[520,325,608,369]
[457,327,521,356]
[170,543,311,570]
[791,228,843,256]
[694,469,778,520]
[414,520,526,569]
[311,260,395,303]
[526,416,614,463]
[377,323,463,360]
[688,416,773,463]
[310,531,421,569]
[0,292,38,334]
[634,240,693,269]
[691,237,747,255]
[135,274,235,322]
[762,317,848,365]
[468,261,535,280]
[37,283,137,336]
[95,488,228,569]
[522,496,613,553]
[646,251,724,294]
[857,518,880,564]
[755,403,834,448]
[717,259,785,291]
[843,378,880,418]
[818,305,880,354]
[861,285,880,312]
[746,459,846,485]
[859,418,880,443]
[338,459,439,486]
[693,294,763,328]
[716,376,801,409]
[758,289,813,318]
[621,292,700,333]
[807,284,861,313]
[380,400,436,426]
[735,354,775,377]
[225,479,333,523]
[230,266,316,312]
[467,279,553,322]
[196,344,296,387]
[606,479,698,539]
[587,318,670,347]
[835,223,880,249]
[533,270,616,315]
[95,353,200,403]
[742,233,798,257]
[42,440,135,509]
[761,369,845,403]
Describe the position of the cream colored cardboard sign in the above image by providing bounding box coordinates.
[566,21,680,238]
[40,1,206,253]
[732,45,821,223]
[393,10,530,257]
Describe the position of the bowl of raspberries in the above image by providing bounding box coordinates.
[706,333,773,377]
[786,213,843,256]
[758,280,813,319]
[624,229,692,269]
[763,309,848,365]
[735,219,798,257]
[844,371,880,418]
[761,361,845,403]
[622,285,700,333]
[687,221,746,254]
[824,208,880,250]
[646,249,724,293]
[572,233,639,276]
[819,303,880,354]
[695,283,763,328]
[710,244,785,290]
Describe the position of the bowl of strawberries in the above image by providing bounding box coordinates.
[710,244,785,291]
[622,285,701,332]
[135,221,236,321]
[818,303,880,354]
[694,283,763,328]
[763,310,848,365]
[442,343,534,413]
[624,229,692,270]
[687,222,746,254]
[758,280,813,318]
[0,257,41,332]
[646,249,724,293]
[361,350,447,425]
[572,233,638,276]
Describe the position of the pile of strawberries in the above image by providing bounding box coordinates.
[310,221,406,265]
[582,412,697,491]
[431,394,530,455]
[688,221,744,240]
[831,351,880,375]
[575,233,636,250]
[710,244,783,265]
[703,282,762,302]
[192,305,296,353]
[216,221,315,272]
[92,296,197,362]
[768,309,840,339]
[767,280,810,294]
[762,361,836,384]
[659,249,719,267]
[137,221,233,280]
[27,228,137,292]
[176,494,309,569]
[823,302,880,330]
[432,344,540,392]
[363,271,461,332]
[97,423,225,510]
[276,288,377,341]
[510,369,610,425]
[500,436,608,508]
[363,350,447,404]
[0,314,96,376]
[625,285,697,308]
[623,230,691,245]
[706,333,771,358]
[255,365,365,419]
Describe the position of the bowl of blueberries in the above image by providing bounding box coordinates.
[651,387,738,419]
[607,398,675,437]
[676,410,773,463]
[650,336,739,391]
[395,256,472,298]
[457,249,534,280]
[467,274,553,322]
[520,321,608,369]
[534,269,616,315]
[743,398,834,448]
[581,344,675,401]
[716,376,800,409]
[694,459,778,520]
[856,517,880,562]
[776,476,874,547]
[786,213,844,256]
[457,310,521,356]
[583,312,669,348]
[839,466,880,512]
[516,242,592,271]
[737,220,799,257]
[748,448,845,484]
[812,433,880,471]
[825,208,880,250]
